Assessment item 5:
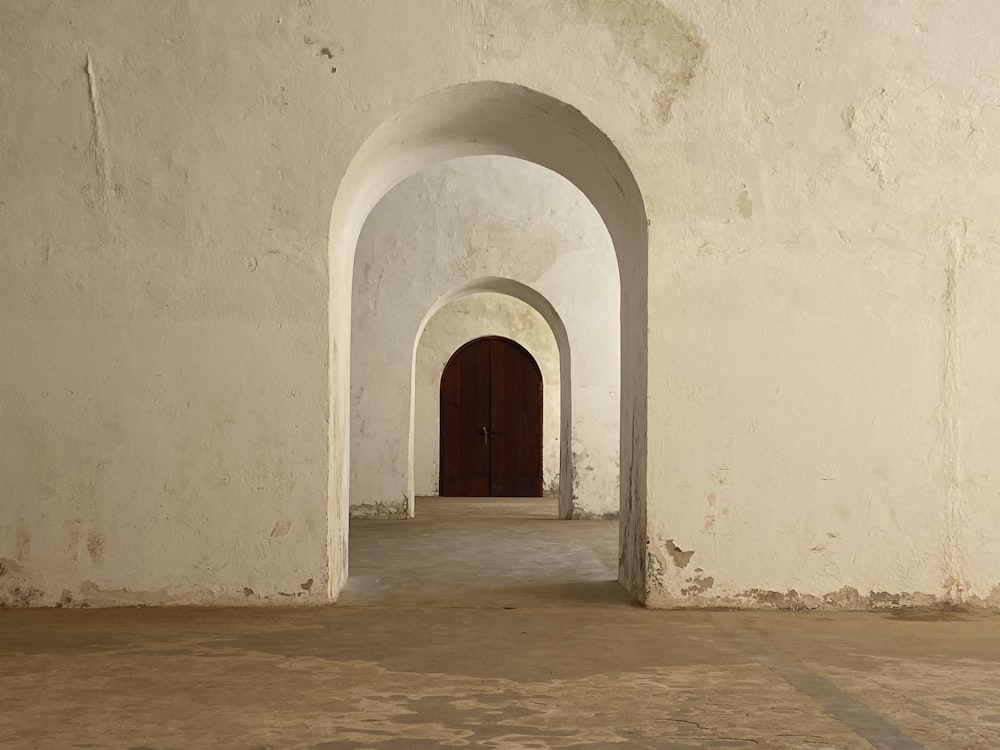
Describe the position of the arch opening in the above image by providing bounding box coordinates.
[408,280,572,519]
[330,81,649,602]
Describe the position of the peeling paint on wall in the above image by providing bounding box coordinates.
[663,539,694,569]
[0,560,43,607]
[653,581,946,611]
[350,501,409,520]
[842,88,897,190]
[681,576,714,596]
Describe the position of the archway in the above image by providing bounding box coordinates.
[330,81,648,601]
[409,278,574,520]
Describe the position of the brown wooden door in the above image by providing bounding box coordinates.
[439,337,543,497]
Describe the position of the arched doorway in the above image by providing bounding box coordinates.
[440,337,543,498]
[329,81,649,602]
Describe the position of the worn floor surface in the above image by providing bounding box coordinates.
[2,497,999,749]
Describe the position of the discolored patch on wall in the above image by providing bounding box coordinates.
[304,36,343,75]
[966,584,1000,608]
[86,530,105,564]
[570,451,595,509]
[886,605,977,622]
[15,514,31,560]
[704,491,717,532]
[736,185,753,219]
[65,519,83,565]
[573,0,706,122]
[682,575,715,596]
[819,586,936,610]
[663,539,694,568]
[841,88,898,190]
[350,500,409,520]
[544,474,560,498]
[645,536,696,602]
[4,586,43,606]
[0,559,43,607]
[645,557,968,610]
[572,509,619,520]
[655,585,941,611]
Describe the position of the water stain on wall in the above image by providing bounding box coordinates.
[736,185,753,219]
[86,531,105,564]
[15,512,31,560]
[573,0,706,122]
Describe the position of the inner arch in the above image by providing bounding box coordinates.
[409,278,574,520]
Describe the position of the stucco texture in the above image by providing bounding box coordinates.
[2,0,999,608]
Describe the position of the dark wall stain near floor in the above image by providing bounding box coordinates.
[16,527,30,559]
[0,558,44,607]
[86,531,105,563]
[572,509,619,521]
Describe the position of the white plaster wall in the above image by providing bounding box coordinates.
[3,0,1000,608]
[414,293,561,499]
[350,156,620,519]
[641,2,1000,608]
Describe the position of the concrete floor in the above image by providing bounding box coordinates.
[2,498,1000,749]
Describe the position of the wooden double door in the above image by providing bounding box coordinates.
[439,336,543,497]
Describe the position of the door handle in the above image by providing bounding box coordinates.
[482,426,489,445]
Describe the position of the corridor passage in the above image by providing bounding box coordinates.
[340,496,629,608]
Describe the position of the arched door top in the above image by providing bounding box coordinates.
[443,336,542,382]
[440,337,543,498]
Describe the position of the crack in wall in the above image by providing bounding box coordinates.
[940,220,968,603]
[85,52,113,237]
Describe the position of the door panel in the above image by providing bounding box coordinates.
[489,338,543,497]
[439,338,491,496]
[439,337,543,498]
